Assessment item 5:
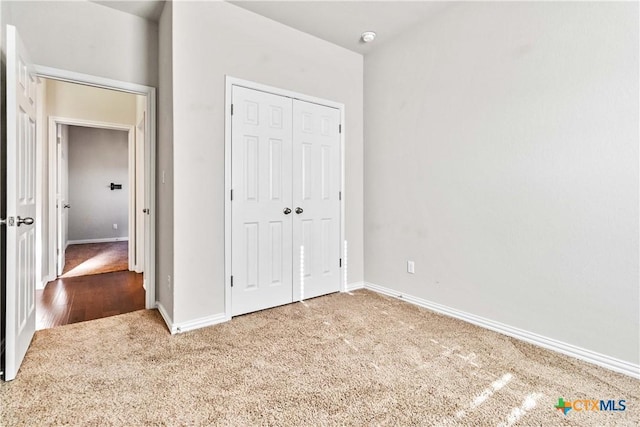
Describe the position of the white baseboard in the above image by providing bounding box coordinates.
[156,302,175,333]
[363,282,640,379]
[344,281,365,292]
[68,237,129,245]
[157,304,227,335]
[174,312,227,334]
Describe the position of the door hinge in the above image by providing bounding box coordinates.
[57,248,60,255]
[230,276,234,287]
[339,258,342,268]
[339,124,342,134]
[230,189,234,201]
[231,104,234,116]
[339,191,342,201]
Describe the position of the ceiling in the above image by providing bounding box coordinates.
[91,0,166,22]
[92,1,452,55]
[230,1,452,55]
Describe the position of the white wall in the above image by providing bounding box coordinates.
[364,2,639,365]
[4,1,158,86]
[157,1,174,318]
[171,2,364,324]
[67,126,129,242]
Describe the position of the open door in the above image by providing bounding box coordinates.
[55,124,69,276]
[4,25,38,381]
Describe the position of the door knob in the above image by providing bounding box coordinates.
[283,207,292,215]
[63,204,71,209]
[17,216,34,226]
[295,207,303,214]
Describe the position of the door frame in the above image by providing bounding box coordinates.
[135,114,146,274]
[34,65,157,310]
[224,76,346,320]
[48,117,135,273]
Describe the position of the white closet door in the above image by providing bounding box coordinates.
[292,100,341,300]
[231,86,293,316]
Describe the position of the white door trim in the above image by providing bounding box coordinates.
[35,78,46,290]
[135,114,146,274]
[224,76,346,321]
[35,65,157,310]
[48,117,135,273]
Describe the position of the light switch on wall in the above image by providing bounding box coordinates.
[407,260,415,274]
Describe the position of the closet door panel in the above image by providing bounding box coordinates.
[292,100,341,300]
[231,86,293,316]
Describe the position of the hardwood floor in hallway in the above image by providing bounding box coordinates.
[36,271,145,330]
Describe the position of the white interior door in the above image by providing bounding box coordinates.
[292,100,341,300]
[56,124,69,276]
[231,86,293,316]
[5,25,38,381]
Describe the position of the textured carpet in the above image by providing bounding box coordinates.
[1,290,638,426]
[61,242,129,278]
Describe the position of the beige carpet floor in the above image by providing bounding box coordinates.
[61,242,129,278]
[1,290,638,426]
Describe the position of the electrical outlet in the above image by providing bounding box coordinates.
[407,261,415,274]
[167,274,172,290]
[113,223,118,230]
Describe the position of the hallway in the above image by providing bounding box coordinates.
[61,241,129,278]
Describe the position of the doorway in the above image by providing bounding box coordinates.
[227,79,345,317]
[37,78,150,330]
[60,125,130,279]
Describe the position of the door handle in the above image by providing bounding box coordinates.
[143,208,150,214]
[295,207,303,214]
[63,204,71,209]
[283,207,292,215]
[17,216,34,226]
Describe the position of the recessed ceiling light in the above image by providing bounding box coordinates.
[361,31,376,43]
